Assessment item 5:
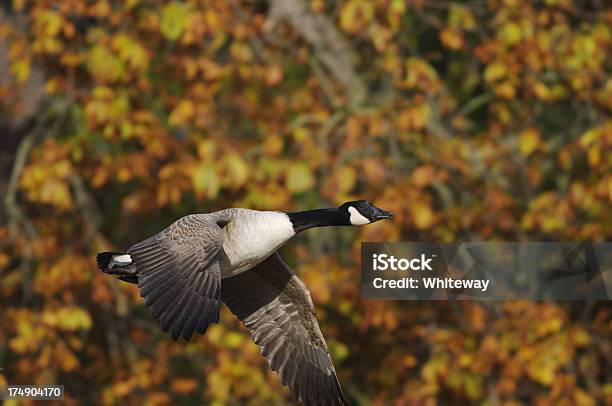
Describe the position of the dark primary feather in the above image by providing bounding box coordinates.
[96,251,121,270]
[221,252,349,406]
[96,251,137,283]
[117,274,138,284]
[128,213,227,341]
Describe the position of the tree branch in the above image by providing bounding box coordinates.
[5,132,37,240]
[265,0,367,108]
[69,174,107,245]
[265,0,455,140]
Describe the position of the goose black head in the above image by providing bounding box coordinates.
[338,200,393,225]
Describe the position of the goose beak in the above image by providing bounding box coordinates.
[372,206,394,221]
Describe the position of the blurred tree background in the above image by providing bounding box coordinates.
[0,0,610,404]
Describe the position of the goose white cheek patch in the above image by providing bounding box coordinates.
[348,206,370,225]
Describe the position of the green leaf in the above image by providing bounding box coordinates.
[87,45,123,82]
[192,163,220,199]
[286,163,315,193]
[160,2,189,41]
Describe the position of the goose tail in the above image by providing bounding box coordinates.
[96,251,138,284]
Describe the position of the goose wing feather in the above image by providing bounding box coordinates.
[221,252,349,406]
[128,213,228,340]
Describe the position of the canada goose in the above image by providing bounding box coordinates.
[97,200,393,405]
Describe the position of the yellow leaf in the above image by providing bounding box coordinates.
[370,24,392,52]
[43,307,92,331]
[440,29,464,50]
[484,62,507,83]
[286,163,315,193]
[395,104,431,131]
[534,81,551,100]
[169,100,195,127]
[10,59,30,84]
[464,374,483,400]
[37,179,72,209]
[495,81,516,99]
[363,158,385,183]
[263,135,284,155]
[92,86,114,99]
[160,2,189,41]
[579,128,598,147]
[229,42,253,62]
[390,0,406,15]
[526,356,556,386]
[35,10,62,37]
[58,344,80,371]
[448,4,476,31]
[404,58,440,91]
[498,21,522,46]
[87,45,123,82]
[293,127,310,141]
[328,339,349,361]
[197,140,217,160]
[112,34,149,73]
[412,201,435,229]
[340,0,374,34]
[336,166,357,193]
[224,153,249,187]
[519,128,541,156]
[570,327,591,347]
[191,163,219,199]
[411,165,435,187]
[12,0,25,12]
[587,146,601,167]
[574,389,596,406]
[541,214,565,232]
[225,332,243,348]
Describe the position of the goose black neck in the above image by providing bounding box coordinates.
[287,208,348,233]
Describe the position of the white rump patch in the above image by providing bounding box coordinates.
[112,254,132,264]
[348,206,370,225]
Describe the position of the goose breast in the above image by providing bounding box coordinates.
[221,209,295,277]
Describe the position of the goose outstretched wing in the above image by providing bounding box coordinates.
[128,213,228,341]
[221,252,349,406]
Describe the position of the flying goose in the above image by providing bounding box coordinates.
[96,200,393,405]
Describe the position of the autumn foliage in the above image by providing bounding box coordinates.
[0,0,610,404]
